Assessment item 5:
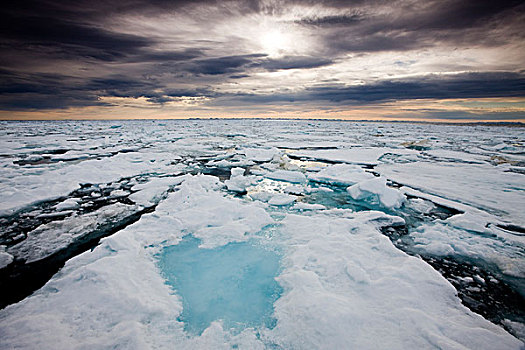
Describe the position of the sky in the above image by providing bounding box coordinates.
[1,0,524,121]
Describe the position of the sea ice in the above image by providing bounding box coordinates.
[224,167,259,193]
[129,175,187,206]
[1,120,523,349]
[347,177,406,209]
[283,185,307,195]
[376,161,525,226]
[0,150,183,216]
[408,222,525,279]
[264,170,307,184]
[158,175,273,248]
[292,202,326,211]
[242,147,280,162]
[267,212,521,349]
[2,176,521,349]
[8,203,137,263]
[268,193,297,206]
[308,163,375,186]
[0,245,14,268]
[54,198,80,211]
[292,147,416,166]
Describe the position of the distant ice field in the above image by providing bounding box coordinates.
[0,120,524,349]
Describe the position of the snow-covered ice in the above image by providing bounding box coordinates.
[9,202,138,263]
[0,120,524,349]
[347,177,406,209]
[0,245,14,268]
[264,169,307,184]
[308,163,375,186]
[225,167,259,193]
[376,161,525,226]
[292,147,417,166]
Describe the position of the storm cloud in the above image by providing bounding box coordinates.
[1,0,524,119]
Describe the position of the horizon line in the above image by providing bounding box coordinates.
[1,117,524,126]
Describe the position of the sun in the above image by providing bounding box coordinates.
[260,28,291,57]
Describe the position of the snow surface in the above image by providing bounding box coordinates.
[308,163,375,186]
[292,147,417,166]
[0,120,524,349]
[0,245,13,268]
[268,193,297,206]
[1,175,522,349]
[292,202,326,211]
[225,167,259,193]
[129,175,186,206]
[264,170,307,184]
[376,161,525,226]
[347,177,406,209]
[9,203,137,263]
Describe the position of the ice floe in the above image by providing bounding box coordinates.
[268,193,297,206]
[8,203,138,263]
[1,120,524,348]
[376,161,525,226]
[1,175,521,349]
[0,245,13,268]
[242,147,280,162]
[292,202,326,211]
[292,147,416,166]
[308,163,375,186]
[264,170,307,184]
[347,177,406,209]
[224,167,259,193]
[129,175,187,206]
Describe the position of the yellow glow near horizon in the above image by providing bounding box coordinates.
[1,97,523,122]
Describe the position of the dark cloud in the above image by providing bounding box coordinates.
[1,0,265,22]
[0,0,524,119]
[0,71,162,110]
[0,5,153,62]
[128,49,205,63]
[303,72,525,103]
[296,13,363,27]
[296,0,525,54]
[0,17,150,53]
[174,54,333,75]
[85,76,159,99]
[409,0,524,31]
[184,54,265,75]
[166,88,217,98]
[211,72,525,105]
[255,56,334,71]
[406,110,525,121]
[293,0,524,31]
[0,71,101,109]
[1,60,524,111]
[0,71,59,95]
[229,74,251,79]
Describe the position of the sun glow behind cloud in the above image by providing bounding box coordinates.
[260,29,290,57]
[0,0,524,121]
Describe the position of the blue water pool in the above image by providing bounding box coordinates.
[158,236,283,335]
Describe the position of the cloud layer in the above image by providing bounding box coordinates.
[1,0,524,119]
